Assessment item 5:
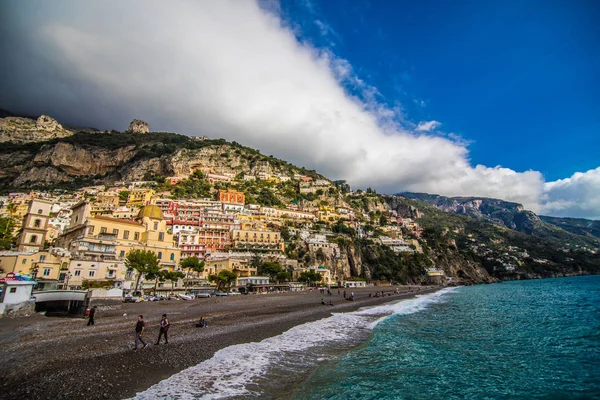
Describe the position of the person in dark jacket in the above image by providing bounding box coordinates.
[155,314,170,345]
[87,306,97,326]
[134,315,147,351]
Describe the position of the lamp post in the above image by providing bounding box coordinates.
[64,272,72,290]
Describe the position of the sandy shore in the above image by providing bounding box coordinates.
[0,285,440,400]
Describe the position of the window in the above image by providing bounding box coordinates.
[123,230,130,239]
[158,252,163,259]
[100,227,107,233]
[74,270,81,276]
[120,250,125,258]
[153,222,158,230]
[10,287,16,293]
[88,226,94,235]
[30,235,38,244]
[77,263,82,267]
[134,232,140,240]
[158,232,164,241]
[89,271,95,277]
[43,268,51,276]
[91,264,96,268]
[37,209,43,214]
[34,219,41,228]
[170,253,175,261]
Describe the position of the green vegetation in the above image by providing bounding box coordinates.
[297,270,323,286]
[179,256,205,278]
[208,270,237,290]
[125,249,159,295]
[0,216,17,250]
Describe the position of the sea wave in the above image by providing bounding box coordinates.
[131,287,458,399]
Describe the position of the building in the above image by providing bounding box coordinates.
[0,273,36,317]
[232,228,284,254]
[17,199,53,252]
[56,202,181,289]
[203,256,257,278]
[218,189,245,204]
[126,189,154,207]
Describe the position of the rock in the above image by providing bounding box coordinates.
[36,115,63,131]
[128,119,150,134]
[0,115,73,143]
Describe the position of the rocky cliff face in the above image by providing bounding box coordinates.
[0,115,73,143]
[128,119,150,134]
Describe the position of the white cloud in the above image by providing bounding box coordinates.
[541,167,600,219]
[416,120,441,131]
[2,0,599,219]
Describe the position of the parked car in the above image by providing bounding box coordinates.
[195,292,211,298]
[179,294,193,300]
[214,291,228,297]
[227,291,241,296]
[123,296,139,303]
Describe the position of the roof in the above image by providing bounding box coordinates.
[137,205,164,220]
[93,215,143,226]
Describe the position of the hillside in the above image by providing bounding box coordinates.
[385,195,600,280]
[0,116,326,192]
[539,215,600,239]
[400,192,600,250]
[1,114,598,285]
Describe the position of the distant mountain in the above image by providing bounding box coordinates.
[399,192,600,249]
[540,216,600,239]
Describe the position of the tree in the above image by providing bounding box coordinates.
[146,268,168,296]
[276,270,291,283]
[298,271,323,287]
[0,217,16,250]
[258,261,288,282]
[163,270,186,293]
[118,190,130,202]
[180,256,205,279]
[208,270,237,291]
[125,250,159,295]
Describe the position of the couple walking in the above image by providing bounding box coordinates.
[134,314,170,350]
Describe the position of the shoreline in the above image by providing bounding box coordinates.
[0,285,442,400]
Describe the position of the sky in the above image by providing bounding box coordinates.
[0,0,599,219]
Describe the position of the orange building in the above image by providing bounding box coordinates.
[218,189,245,204]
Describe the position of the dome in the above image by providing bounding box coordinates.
[137,205,164,220]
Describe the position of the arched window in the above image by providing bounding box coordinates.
[158,251,162,259]
[34,219,41,228]
[170,253,175,261]
[30,235,38,244]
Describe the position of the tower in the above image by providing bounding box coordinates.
[17,199,53,252]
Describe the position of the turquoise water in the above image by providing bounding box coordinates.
[291,276,600,400]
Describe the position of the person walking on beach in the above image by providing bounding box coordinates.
[134,315,148,351]
[155,314,169,345]
[87,306,97,326]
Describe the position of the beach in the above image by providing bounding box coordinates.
[0,285,439,400]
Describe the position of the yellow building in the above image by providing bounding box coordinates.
[0,249,69,290]
[96,192,120,206]
[57,202,181,290]
[232,228,284,254]
[292,265,332,284]
[126,188,154,207]
[317,209,340,223]
[204,257,257,278]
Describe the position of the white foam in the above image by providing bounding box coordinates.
[131,287,459,399]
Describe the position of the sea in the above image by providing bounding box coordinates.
[132,276,600,400]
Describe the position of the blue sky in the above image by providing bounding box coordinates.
[279,0,600,181]
[1,0,599,218]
